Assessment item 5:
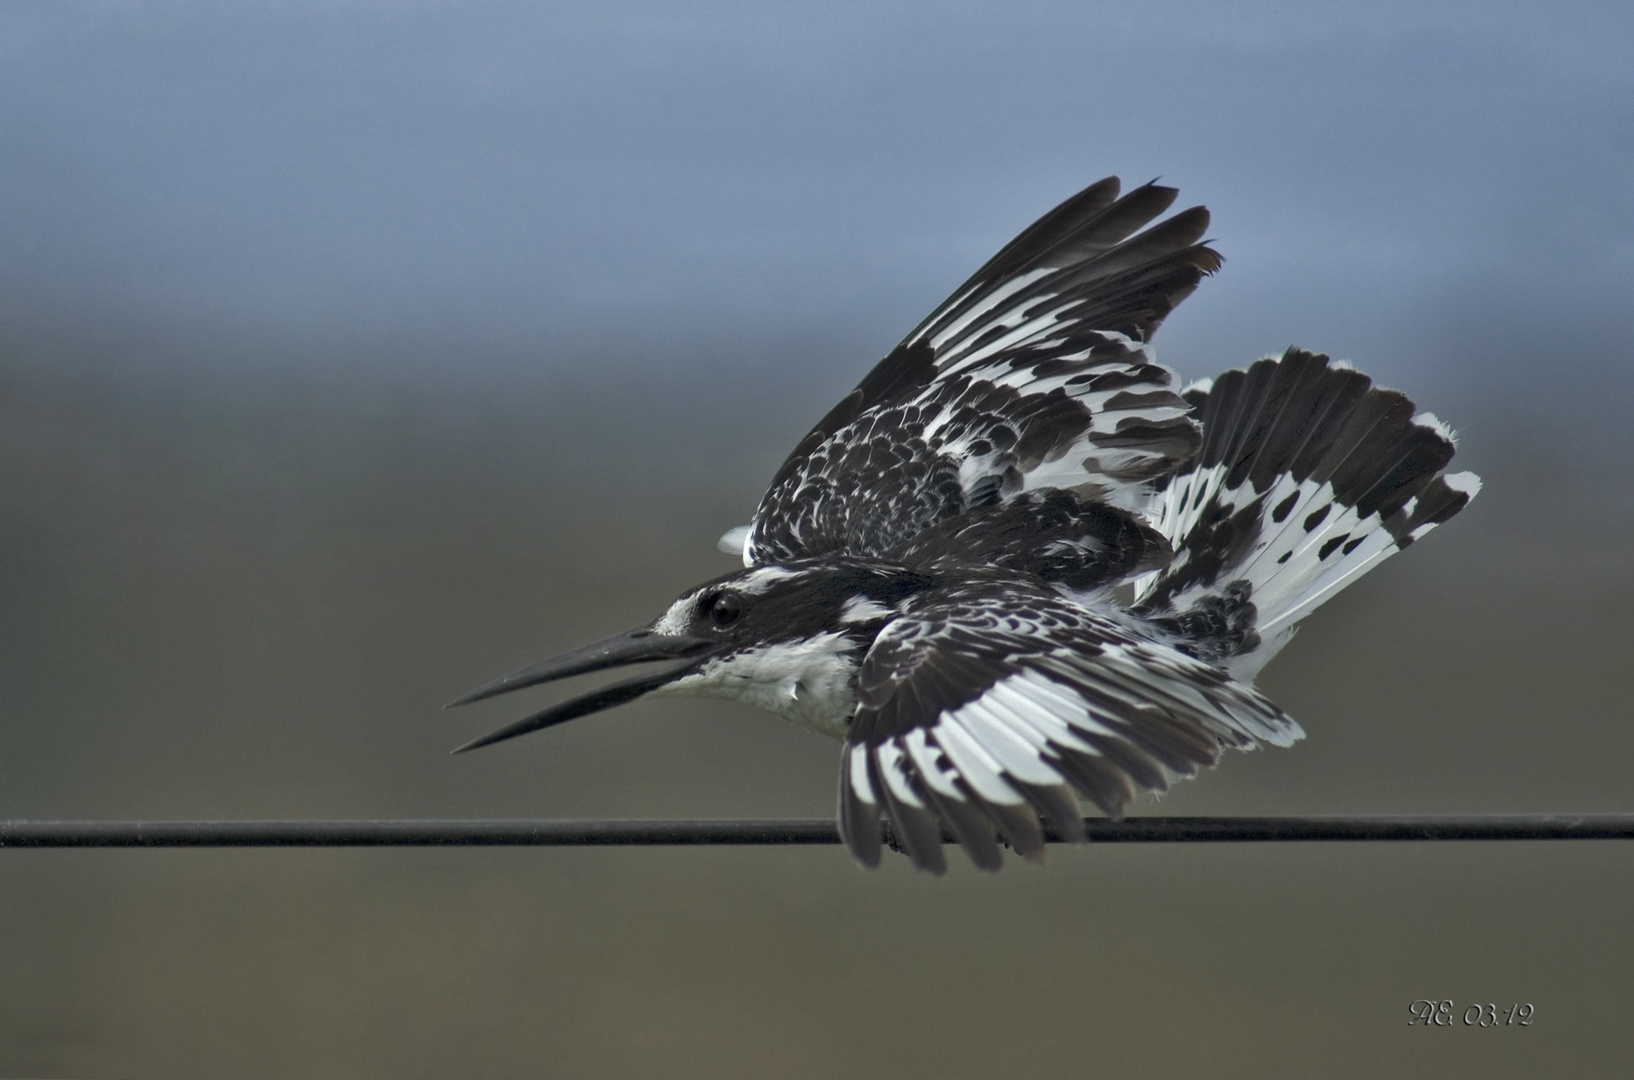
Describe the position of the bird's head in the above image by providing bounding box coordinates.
[449,559,934,751]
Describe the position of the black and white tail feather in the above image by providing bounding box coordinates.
[1133,349,1480,679]
[453,176,1479,875]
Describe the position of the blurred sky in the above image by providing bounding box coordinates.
[2,0,1631,405]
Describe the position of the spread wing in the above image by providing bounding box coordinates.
[838,575,1302,873]
[740,177,1220,566]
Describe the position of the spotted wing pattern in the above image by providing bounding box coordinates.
[838,574,1302,872]
[743,177,1220,566]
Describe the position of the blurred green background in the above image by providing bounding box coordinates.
[1,325,1630,1078]
[3,2,1633,1076]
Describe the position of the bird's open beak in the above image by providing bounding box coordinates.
[446,628,713,753]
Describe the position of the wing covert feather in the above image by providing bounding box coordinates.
[746,179,1216,566]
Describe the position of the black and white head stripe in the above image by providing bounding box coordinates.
[839,574,1300,873]
[653,559,931,638]
[745,177,1218,567]
[1135,349,1480,675]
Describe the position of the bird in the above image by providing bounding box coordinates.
[448,176,1480,874]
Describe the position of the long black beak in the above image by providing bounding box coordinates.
[447,629,713,754]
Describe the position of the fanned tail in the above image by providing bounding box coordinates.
[1134,348,1479,678]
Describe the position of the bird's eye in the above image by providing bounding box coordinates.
[707,591,743,628]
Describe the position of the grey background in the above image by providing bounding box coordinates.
[1,1,1632,1076]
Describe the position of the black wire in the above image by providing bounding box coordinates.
[1,814,1632,848]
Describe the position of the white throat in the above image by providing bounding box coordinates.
[653,631,858,739]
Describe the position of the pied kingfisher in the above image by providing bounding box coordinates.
[450,177,1480,873]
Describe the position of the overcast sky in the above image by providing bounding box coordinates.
[2,0,1631,397]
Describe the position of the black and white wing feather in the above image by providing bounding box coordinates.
[739,178,1220,566]
[839,574,1301,873]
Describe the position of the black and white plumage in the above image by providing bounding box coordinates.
[450,177,1479,873]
